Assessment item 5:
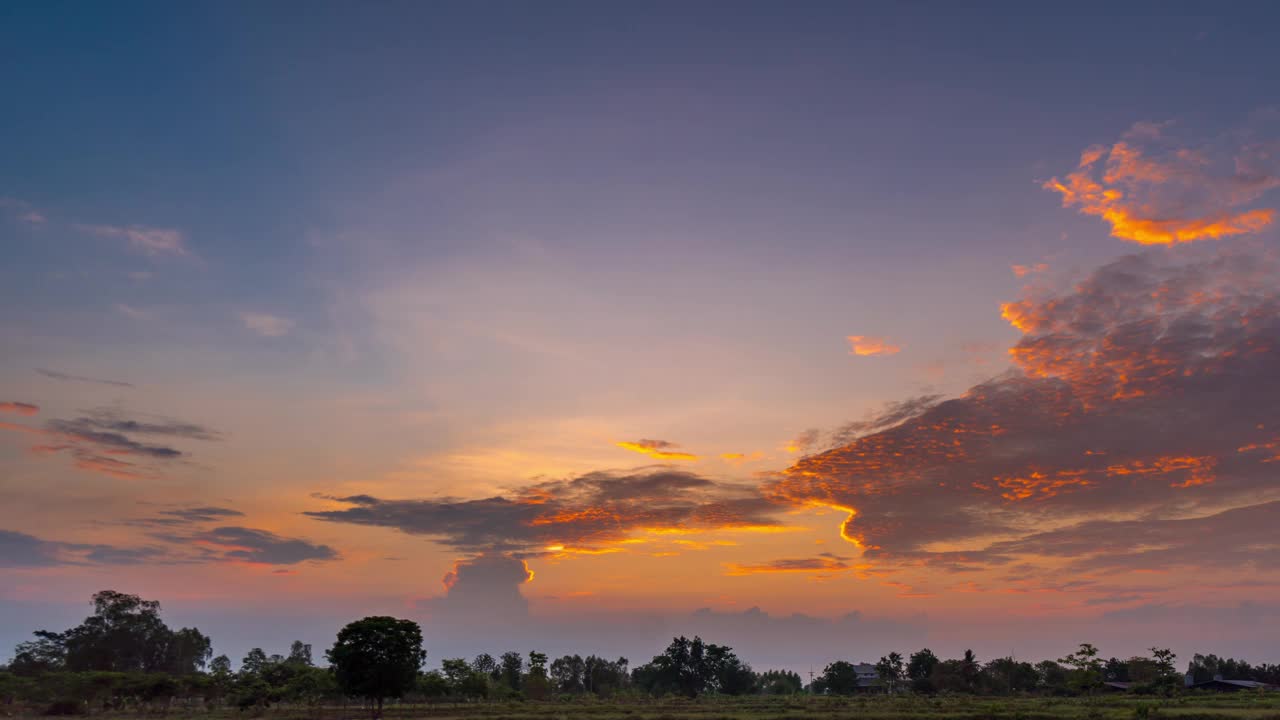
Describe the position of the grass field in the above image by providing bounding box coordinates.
[12,694,1278,720]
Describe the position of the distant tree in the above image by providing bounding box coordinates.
[417,671,450,698]
[499,651,524,691]
[441,658,488,699]
[1103,657,1130,682]
[1149,648,1177,684]
[210,654,232,676]
[960,650,980,691]
[9,631,67,675]
[1036,660,1068,693]
[908,648,939,693]
[287,640,313,667]
[1059,643,1102,694]
[631,636,746,697]
[241,648,270,676]
[983,657,1039,693]
[551,654,585,693]
[12,590,211,675]
[525,651,550,699]
[758,669,803,695]
[326,616,426,719]
[820,660,862,695]
[876,652,904,692]
[471,653,498,680]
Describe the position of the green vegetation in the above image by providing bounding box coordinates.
[3,590,1278,718]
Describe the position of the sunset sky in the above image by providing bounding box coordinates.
[3,2,1280,672]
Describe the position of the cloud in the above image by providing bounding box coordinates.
[1,523,334,568]
[0,407,219,480]
[79,223,188,256]
[784,428,820,454]
[847,335,901,356]
[0,197,45,225]
[1011,263,1049,278]
[125,506,246,527]
[421,554,533,619]
[70,408,222,441]
[186,527,338,565]
[768,248,1280,580]
[0,529,166,568]
[240,312,295,338]
[615,438,698,461]
[36,368,134,388]
[306,469,782,554]
[1044,123,1280,244]
[724,552,853,577]
[0,402,38,416]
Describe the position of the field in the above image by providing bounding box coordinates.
[11,694,1280,720]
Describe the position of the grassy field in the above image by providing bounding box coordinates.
[12,694,1279,720]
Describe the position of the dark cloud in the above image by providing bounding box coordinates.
[72,409,222,441]
[157,506,244,523]
[724,552,853,576]
[829,395,943,447]
[191,527,338,565]
[36,369,134,388]
[0,408,220,480]
[306,469,782,554]
[768,248,1280,577]
[46,419,184,459]
[0,529,166,568]
[0,530,66,567]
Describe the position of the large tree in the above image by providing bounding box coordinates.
[326,616,426,719]
[10,590,210,675]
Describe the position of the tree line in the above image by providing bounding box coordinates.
[3,590,1277,717]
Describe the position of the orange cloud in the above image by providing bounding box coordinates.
[1011,263,1049,278]
[1044,127,1279,245]
[847,335,901,356]
[616,438,698,461]
[0,401,38,416]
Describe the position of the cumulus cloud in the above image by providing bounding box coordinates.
[1044,122,1280,244]
[421,554,534,619]
[768,248,1280,580]
[0,402,38,416]
[79,223,188,256]
[615,438,697,461]
[240,312,294,337]
[847,335,901,356]
[306,469,782,554]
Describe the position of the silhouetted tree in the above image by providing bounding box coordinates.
[327,616,425,719]
[876,652,904,692]
[820,660,862,695]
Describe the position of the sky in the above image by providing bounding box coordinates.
[3,1,1280,673]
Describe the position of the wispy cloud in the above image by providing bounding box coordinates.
[240,311,294,337]
[847,335,901,356]
[0,402,39,416]
[37,368,134,388]
[79,223,188,256]
[0,407,220,480]
[615,438,698,461]
[0,197,46,225]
